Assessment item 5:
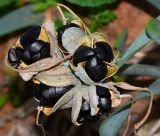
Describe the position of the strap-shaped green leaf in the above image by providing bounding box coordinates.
[117,16,160,68]
[120,64,160,78]
[0,5,44,36]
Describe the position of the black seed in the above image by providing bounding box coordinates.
[55,85,74,97]
[93,42,114,62]
[96,86,111,98]
[85,56,107,82]
[34,84,74,107]
[73,46,94,66]
[31,53,41,63]
[40,45,50,58]
[98,98,111,112]
[20,26,41,49]
[11,62,20,69]
[22,50,31,64]
[57,23,79,48]
[8,48,18,62]
[29,40,44,54]
[15,47,25,59]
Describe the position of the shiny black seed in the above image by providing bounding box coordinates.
[57,23,79,47]
[20,26,41,49]
[93,42,114,62]
[40,45,50,58]
[31,53,41,63]
[15,47,25,59]
[22,50,31,64]
[85,57,107,82]
[96,86,111,98]
[8,48,18,62]
[78,100,101,123]
[8,48,20,68]
[29,40,44,54]
[73,46,94,66]
[98,97,111,112]
[33,84,74,106]
[11,62,20,69]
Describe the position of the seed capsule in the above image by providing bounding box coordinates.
[58,23,79,46]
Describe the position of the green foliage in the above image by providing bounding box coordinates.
[145,18,160,44]
[90,10,116,32]
[67,0,117,7]
[112,75,122,82]
[114,29,128,50]
[31,0,59,11]
[146,0,160,10]
[54,18,63,30]
[0,95,9,108]
[117,15,160,68]
[0,0,15,9]
[0,5,44,36]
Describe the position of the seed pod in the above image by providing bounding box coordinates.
[57,22,86,54]
[70,32,118,84]
[77,86,111,123]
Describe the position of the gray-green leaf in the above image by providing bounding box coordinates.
[0,5,44,36]
[117,16,160,68]
[99,108,130,136]
[120,64,160,78]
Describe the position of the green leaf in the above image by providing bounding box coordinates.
[32,1,57,11]
[99,108,130,136]
[0,5,44,36]
[145,18,160,44]
[120,64,160,78]
[90,10,116,32]
[67,0,117,7]
[117,16,160,68]
[114,29,128,49]
[0,0,15,9]
[117,31,151,68]
[99,79,160,136]
[146,0,160,10]
[0,95,8,108]
[54,19,63,30]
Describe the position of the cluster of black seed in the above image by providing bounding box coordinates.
[73,42,114,82]
[8,26,51,69]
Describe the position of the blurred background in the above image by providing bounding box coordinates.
[0,0,160,136]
